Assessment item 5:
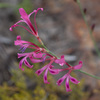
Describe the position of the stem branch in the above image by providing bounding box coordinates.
[76,0,100,57]
[75,70,100,80]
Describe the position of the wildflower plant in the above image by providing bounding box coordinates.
[10,1,100,92]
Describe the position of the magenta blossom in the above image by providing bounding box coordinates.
[10,8,43,38]
[15,35,48,70]
[11,8,84,92]
[55,55,66,66]
[18,52,48,71]
[14,35,45,53]
[35,56,66,84]
[56,61,83,92]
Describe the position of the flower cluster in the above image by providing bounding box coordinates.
[10,8,83,92]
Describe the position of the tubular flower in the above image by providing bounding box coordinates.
[17,52,46,71]
[10,8,84,92]
[54,55,66,66]
[56,61,83,92]
[10,8,43,38]
[35,55,66,84]
[15,35,47,70]
[15,36,38,52]
[14,35,46,53]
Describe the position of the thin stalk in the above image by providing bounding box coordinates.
[75,70,100,80]
[42,42,58,58]
[76,0,100,57]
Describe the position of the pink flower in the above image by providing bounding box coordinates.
[15,35,48,70]
[35,55,67,84]
[14,35,44,52]
[18,52,46,71]
[10,8,43,38]
[72,61,83,70]
[10,7,84,92]
[56,61,83,92]
[35,60,60,84]
[55,55,66,66]
[18,54,33,71]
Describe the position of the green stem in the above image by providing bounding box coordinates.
[42,42,58,58]
[75,70,100,80]
[76,0,100,57]
[37,37,59,58]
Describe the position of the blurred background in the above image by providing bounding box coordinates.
[0,0,100,100]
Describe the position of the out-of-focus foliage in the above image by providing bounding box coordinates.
[0,3,13,8]
[0,0,33,12]
[17,0,33,13]
[0,62,90,100]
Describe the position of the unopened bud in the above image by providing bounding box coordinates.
[83,8,87,14]
[91,24,95,31]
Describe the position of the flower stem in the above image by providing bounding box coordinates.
[42,42,58,58]
[76,0,100,57]
[37,36,58,58]
[75,70,100,80]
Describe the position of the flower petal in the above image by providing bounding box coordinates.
[30,58,43,63]
[56,73,68,86]
[33,52,44,58]
[19,57,25,71]
[69,75,80,84]
[28,10,36,18]
[65,77,72,92]
[34,8,43,32]
[35,64,48,75]
[17,53,25,58]
[24,59,33,68]
[14,40,39,48]
[49,67,60,75]
[19,8,28,20]
[19,8,37,35]
[73,61,83,70]
[43,68,50,84]
[55,55,65,66]
[9,20,24,31]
